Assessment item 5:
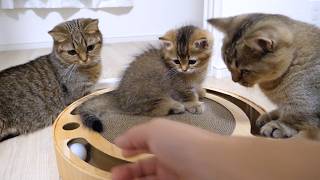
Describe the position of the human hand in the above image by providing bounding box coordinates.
[111,119,216,180]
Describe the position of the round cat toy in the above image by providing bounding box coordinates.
[53,87,265,180]
[68,142,87,161]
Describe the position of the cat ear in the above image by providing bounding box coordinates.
[84,19,99,34]
[193,38,209,50]
[48,27,68,43]
[244,35,275,53]
[207,17,233,34]
[208,15,249,35]
[244,23,293,54]
[159,37,174,50]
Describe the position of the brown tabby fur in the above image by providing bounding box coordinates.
[77,25,213,132]
[208,13,320,138]
[0,18,102,141]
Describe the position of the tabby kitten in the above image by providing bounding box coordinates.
[78,25,213,132]
[0,18,102,141]
[208,13,320,138]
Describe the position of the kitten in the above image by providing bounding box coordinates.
[0,18,102,141]
[77,25,213,132]
[208,13,320,138]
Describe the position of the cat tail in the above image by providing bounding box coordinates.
[79,113,103,132]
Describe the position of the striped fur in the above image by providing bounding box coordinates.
[176,25,197,58]
[77,25,213,132]
[0,18,102,141]
[209,13,320,138]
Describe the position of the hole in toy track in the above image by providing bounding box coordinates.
[68,138,129,171]
[63,122,80,130]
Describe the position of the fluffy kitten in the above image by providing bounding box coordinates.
[0,18,102,141]
[208,13,320,138]
[77,25,213,132]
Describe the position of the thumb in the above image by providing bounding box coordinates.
[114,123,152,157]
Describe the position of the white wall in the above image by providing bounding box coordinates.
[1,0,318,79]
[221,0,313,22]
[210,0,319,76]
[0,0,204,51]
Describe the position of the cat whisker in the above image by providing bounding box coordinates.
[65,64,78,84]
[59,64,74,82]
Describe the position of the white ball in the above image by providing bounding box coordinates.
[69,143,87,160]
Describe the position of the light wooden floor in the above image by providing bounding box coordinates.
[0,42,275,180]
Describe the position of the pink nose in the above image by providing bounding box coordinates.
[181,65,188,71]
[79,53,87,62]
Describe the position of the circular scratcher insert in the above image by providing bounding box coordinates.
[54,88,264,180]
[80,92,236,143]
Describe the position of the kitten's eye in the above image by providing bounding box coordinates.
[87,44,95,51]
[173,60,180,64]
[67,50,77,55]
[241,69,251,76]
[189,60,197,65]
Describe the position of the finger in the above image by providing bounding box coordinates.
[111,165,134,180]
[111,157,157,180]
[135,176,158,180]
[156,162,180,180]
[121,149,148,157]
[114,123,151,156]
[134,162,179,180]
[114,119,173,153]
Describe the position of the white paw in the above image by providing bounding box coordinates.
[185,101,205,114]
[170,103,185,114]
[260,120,298,138]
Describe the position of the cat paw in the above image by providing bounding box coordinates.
[256,114,271,128]
[169,103,185,114]
[185,101,205,114]
[256,110,280,128]
[260,120,298,138]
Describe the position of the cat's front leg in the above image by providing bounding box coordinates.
[256,108,300,138]
[184,101,205,114]
[260,120,298,138]
[196,87,206,100]
[150,97,185,116]
[181,89,205,114]
[256,109,280,128]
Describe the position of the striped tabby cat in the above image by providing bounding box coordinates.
[0,18,102,141]
[77,25,213,132]
[208,13,320,138]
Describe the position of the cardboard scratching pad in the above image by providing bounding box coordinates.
[53,88,265,180]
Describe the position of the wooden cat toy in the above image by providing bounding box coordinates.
[53,87,265,180]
